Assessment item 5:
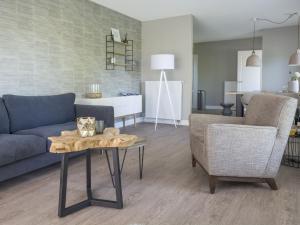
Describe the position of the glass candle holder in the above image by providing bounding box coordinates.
[86,83,102,98]
[95,120,105,134]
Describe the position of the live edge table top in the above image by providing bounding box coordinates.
[48,129,140,154]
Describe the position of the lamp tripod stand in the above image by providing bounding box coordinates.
[155,70,177,130]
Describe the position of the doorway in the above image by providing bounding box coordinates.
[237,50,262,92]
[192,54,198,110]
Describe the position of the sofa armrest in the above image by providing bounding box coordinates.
[205,124,277,177]
[75,105,114,127]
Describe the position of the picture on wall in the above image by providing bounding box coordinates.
[111,28,121,42]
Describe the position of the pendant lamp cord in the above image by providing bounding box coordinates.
[257,13,297,24]
[252,20,256,53]
[255,12,299,49]
[298,16,300,49]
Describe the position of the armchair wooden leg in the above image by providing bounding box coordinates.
[192,154,196,167]
[209,176,217,194]
[265,178,278,190]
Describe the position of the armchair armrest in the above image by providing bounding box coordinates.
[206,124,277,177]
[189,114,245,137]
[75,104,114,127]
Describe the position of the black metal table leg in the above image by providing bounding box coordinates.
[139,146,145,179]
[57,149,123,218]
[104,149,128,187]
[105,146,145,183]
[104,150,115,187]
[112,148,123,208]
[86,150,92,200]
[58,153,68,217]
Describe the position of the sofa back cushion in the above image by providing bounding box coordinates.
[3,93,76,132]
[0,98,10,134]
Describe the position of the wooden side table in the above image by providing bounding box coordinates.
[48,131,138,217]
[282,135,300,168]
[104,138,146,187]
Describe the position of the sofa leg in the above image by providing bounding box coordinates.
[209,176,217,194]
[192,154,196,167]
[265,178,278,190]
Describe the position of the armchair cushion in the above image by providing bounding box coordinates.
[245,94,291,127]
[206,124,277,177]
[190,114,244,139]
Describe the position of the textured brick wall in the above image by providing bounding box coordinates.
[0,0,141,97]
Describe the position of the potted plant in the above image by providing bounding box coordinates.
[288,72,300,93]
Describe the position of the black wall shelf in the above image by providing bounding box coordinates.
[106,35,134,71]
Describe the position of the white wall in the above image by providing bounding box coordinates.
[194,38,262,106]
[141,15,194,120]
[261,25,300,92]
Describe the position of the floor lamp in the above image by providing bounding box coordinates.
[151,54,177,130]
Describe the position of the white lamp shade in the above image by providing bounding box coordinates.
[151,54,175,70]
[246,52,261,67]
[289,49,300,66]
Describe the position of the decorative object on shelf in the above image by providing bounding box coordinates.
[111,28,121,42]
[86,83,102,98]
[95,120,105,134]
[119,92,139,96]
[288,72,300,93]
[106,33,133,71]
[289,13,300,66]
[151,54,177,130]
[246,18,261,67]
[77,117,96,137]
[122,32,128,44]
[288,80,299,93]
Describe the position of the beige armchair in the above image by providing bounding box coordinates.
[190,94,297,193]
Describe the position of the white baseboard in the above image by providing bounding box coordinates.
[206,105,223,110]
[115,117,189,127]
[205,105,236,110]
[114,117,144,128]
[143,118,189,126]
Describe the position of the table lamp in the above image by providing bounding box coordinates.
[151,54,177,130]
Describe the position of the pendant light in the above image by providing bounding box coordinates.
[288,14,300,66]
[246,18,261,67]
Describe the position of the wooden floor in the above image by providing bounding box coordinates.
[0,123,300,225]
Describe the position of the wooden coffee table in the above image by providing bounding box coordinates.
[48,130,138,217]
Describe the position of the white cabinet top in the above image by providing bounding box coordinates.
[75,95,142,118]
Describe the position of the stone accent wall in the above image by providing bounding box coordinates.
[0,0,141,97]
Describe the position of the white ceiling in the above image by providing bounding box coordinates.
[91,0,300,42]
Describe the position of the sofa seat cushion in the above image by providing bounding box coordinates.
[0,134,46,167]
[15,122,77,150]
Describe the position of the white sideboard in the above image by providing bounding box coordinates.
[76,95,142,127]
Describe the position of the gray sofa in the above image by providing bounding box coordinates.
[0,93,114,182]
